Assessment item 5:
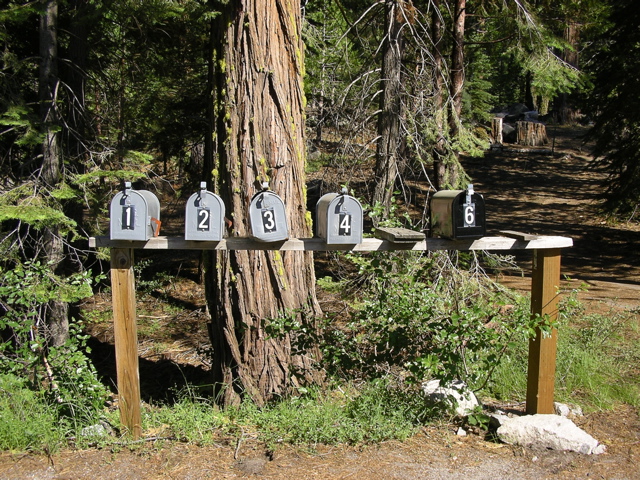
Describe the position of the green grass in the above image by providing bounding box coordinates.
[485,301,640,411]
[0,375,64,452]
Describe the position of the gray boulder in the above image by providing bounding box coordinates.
[495,414,606,455]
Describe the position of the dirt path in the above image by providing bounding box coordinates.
[466,126,640,311]
[2,126,639,479]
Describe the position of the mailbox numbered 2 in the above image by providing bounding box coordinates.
[185,182,225,241]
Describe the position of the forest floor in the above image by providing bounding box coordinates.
[1,125,640,479]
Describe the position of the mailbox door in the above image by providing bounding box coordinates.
[250,191,289,242]
[453,193,485,238]
[110,191,149,241]
[185,191,225,241]
[327,196,363,244]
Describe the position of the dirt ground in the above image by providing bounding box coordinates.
[1,126,639,479]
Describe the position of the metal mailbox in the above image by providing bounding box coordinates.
[109,182,161,241]
[185,182,225,241]
[316,188,363,244]
[249,183,289,242]
[430,184,485,239]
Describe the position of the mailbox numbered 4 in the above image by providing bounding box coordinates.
[249,185,289,242]
[185,182,225,241]
[316,189,363,244]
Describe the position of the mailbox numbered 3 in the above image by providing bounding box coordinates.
[249,184,289,242]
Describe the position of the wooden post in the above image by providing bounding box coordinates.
[526,248,561,414]
[110,248,142,439]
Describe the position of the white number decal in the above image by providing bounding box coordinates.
[338,213,352,235]
[262,209,276,232]
[464,204,475,227]
[197,208,210,231]
[122,205,135,230]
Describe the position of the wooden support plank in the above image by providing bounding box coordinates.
[90,235,573,252]
[374,227,426,243]
[526,248,561,414]
[499,230,541,241]
[110,248,141,439]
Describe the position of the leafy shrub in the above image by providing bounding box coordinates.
[0,260,108,426]
[323,249,547,391]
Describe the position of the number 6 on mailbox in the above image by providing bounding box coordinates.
[249,183,289,242]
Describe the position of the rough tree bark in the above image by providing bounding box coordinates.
[206,0,322,407]
[431,0,447,190]
[446,0,466,189]
[39,0,69,347]
[373,0,406,220]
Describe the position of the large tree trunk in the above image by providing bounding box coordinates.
[446,0,466,188]
[558,21,580,124]
[431,0,447,190]
[39,0,68,348]
[206,0,322,407]
[373,0,406,220]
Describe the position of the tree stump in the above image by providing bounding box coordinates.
[491,117,503,146]
[516,121,548,146]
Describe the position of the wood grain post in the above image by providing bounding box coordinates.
[526,248,561,414]
[110,248,142,439]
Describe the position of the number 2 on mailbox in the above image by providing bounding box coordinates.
[122,205,135,230]
[338,212,352,236]
[261,208,277,233]
[197,207,211,231]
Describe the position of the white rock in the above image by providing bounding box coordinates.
[497,414,605,455]
[456,427,467,436]
[554,402,583,418]
[422,379,479,416]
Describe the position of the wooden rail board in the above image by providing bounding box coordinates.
[90,235,572,251]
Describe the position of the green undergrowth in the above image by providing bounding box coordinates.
[1,272,638,453]
[486,289,640,411]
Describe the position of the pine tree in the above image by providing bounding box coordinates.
[586,0,640,214]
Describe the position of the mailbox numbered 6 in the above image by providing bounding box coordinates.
[430,184,485,239]
[110,182,161,241]
[249,184,289,242]
[185,182,225,241]
[316,188,363,244]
